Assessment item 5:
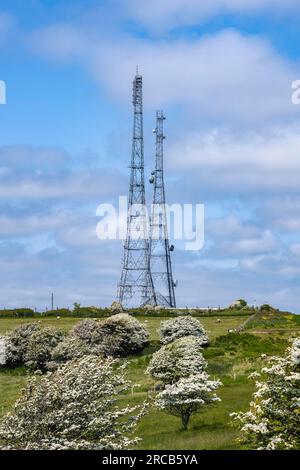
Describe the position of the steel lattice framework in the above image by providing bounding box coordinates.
[117,73,155,307]
[148,111,176,308]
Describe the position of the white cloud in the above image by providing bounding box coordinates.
[0,145,125,200]
[0,212,71,236]
[0,173,118,199]
[259,197,300,231]
[123,0,300,33]
[0,12,15,43]
[206,216,279,257]
[289,244,300,256]
[0,145,70,170]
[28,26,298,124]
[230,230,277,254]
[167,124,300,194]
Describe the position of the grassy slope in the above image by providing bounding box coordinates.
[0,315,244,338]
[0,314,297,450]
[0,368,27,418]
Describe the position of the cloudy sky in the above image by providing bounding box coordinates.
[1,0,300,311]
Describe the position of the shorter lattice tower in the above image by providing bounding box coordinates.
[148,111,176,308]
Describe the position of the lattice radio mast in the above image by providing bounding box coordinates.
[117,72,155,307]
[148,111,176,308]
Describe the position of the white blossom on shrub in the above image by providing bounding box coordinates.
[231,337,300,450]
[0,336,6,366]
[110,301,124,314]
[159,316,209,346]
[71,315,149,358]
[156,373,221,430]
[5,322,40,367]
[291,337,300,366]
[71,319,99,343]
[49,335,95,369]
[95,313,150,357]
[24,327,65,372]
[0,356,146,450]
[147,336,207,385]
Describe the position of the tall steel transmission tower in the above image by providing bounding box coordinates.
[117,72,154,307]
[148,111,176,308]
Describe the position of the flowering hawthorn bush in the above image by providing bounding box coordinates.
[23,327,65,372]
[231,337,300,450]
[110,301,124,314]
[71,319,99,343]
[0,355,147,450]
[49,335,94,369]
[147,336,207,385]
[71,314,149,358]
[156,373,221,430]
[159,316,209,346]
[95,313,150,357]
[0,336,6,366]
[5,322,40,367]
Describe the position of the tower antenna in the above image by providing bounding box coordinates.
[117,73,155,307]
[148,111,176,307]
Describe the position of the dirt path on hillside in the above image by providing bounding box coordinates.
[250,328,300,334]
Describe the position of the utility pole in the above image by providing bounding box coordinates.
[51,293,54,311]
[149,111,176,307]
[117,71,155,307]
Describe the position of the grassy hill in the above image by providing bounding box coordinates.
[0,313,299,450]
[240,309,300,332]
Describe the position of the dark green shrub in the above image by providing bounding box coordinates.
[0,309,35,318]
[41,309,71,317]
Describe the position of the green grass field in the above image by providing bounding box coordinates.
[0,314,298,450]
[0,315,245,339]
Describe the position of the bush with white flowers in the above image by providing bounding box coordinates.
[291,337,300,365]
[231,337,300,450]
[0,336,6,366]
[24,327,65,372]
[48,335,94,369]
[71,314,149,358]
[156,374,221,430]
[159,316,209,346]
[147,336,207,385]
[5,322,40,367]
[71,319,99,343]
[0,355,147,450]
[94,313,150,357]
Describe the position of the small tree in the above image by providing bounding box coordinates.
[231,338,300,450]
[0,356,146,450]
[147,336,207,385]
[5,322,40,367]
[259,304,274,312]
[24,327,65,371]
[159,316,209,346]
[156,373,221,430]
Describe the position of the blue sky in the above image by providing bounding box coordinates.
[1,0,300,311]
